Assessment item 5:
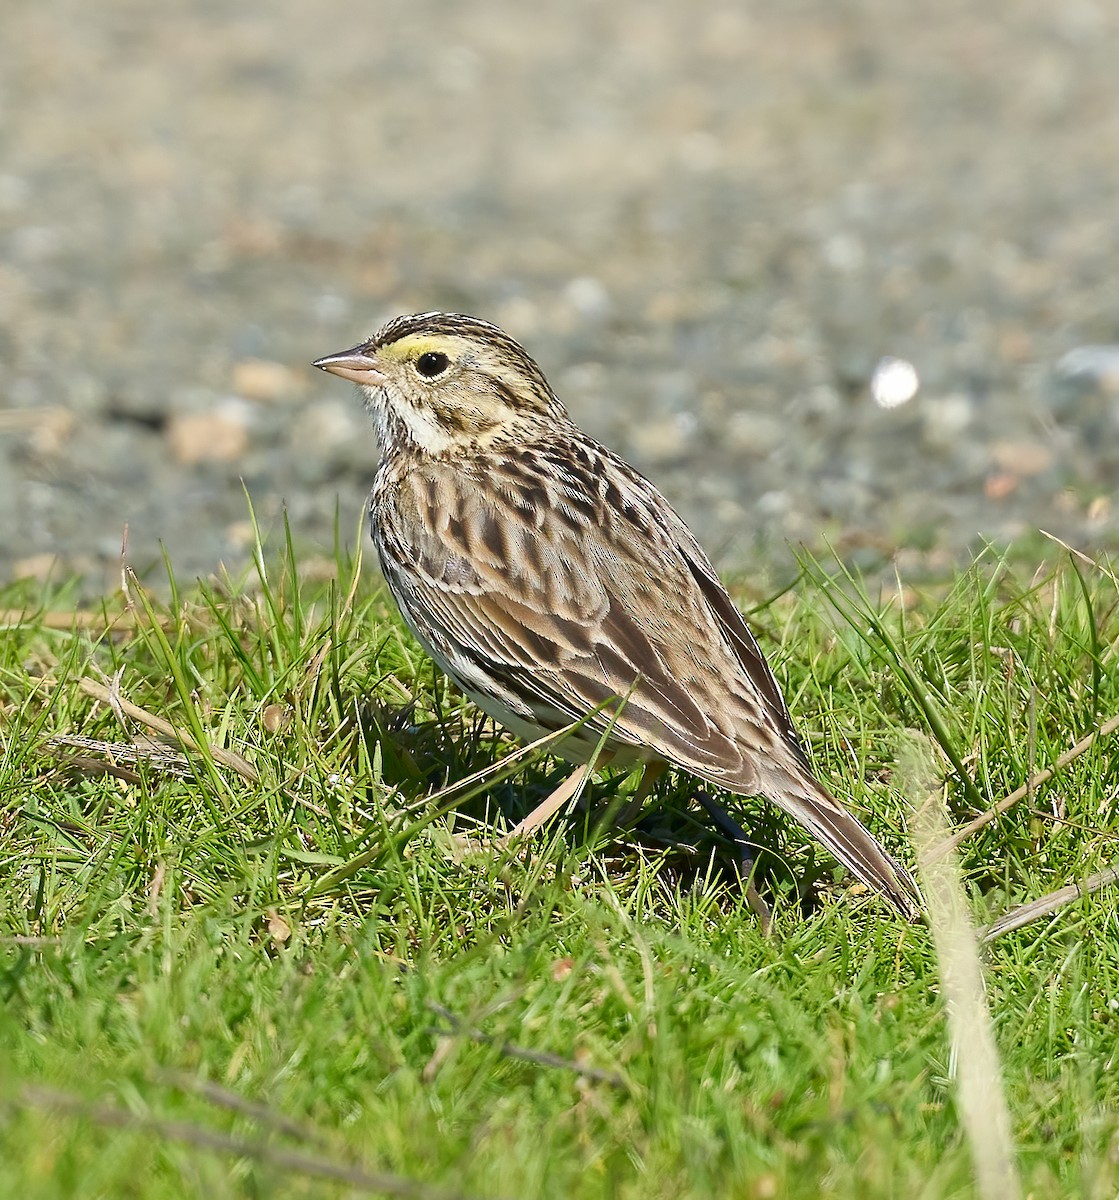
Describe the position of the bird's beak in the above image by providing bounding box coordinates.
[312,345,387,387]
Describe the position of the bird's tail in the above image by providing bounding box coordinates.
[764,766,922,920]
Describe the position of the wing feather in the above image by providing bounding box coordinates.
[376,447,785,785]
[373,443,919,918]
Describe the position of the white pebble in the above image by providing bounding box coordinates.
[871,357,920,408]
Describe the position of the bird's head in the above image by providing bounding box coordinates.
[313,312,568,455]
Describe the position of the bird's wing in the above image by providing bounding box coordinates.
[376,446,919,917]
[377,446,790,786]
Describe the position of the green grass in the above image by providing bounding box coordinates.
[1,531,1118,1199]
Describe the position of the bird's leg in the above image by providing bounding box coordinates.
[612,759,670,829]
[501,752,611,845]
[693,791,773,934]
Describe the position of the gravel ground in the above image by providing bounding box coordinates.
[2,0,1118,593]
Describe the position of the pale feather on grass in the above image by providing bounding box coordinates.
[35,673,259,782]
[982,864,1119,943]
[926,708,1119,862]
[899,732,1022,1200]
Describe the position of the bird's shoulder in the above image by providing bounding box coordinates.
[375,436,698,604]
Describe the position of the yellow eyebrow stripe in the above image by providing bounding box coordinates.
[377,333,466,363]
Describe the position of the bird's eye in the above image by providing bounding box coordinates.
[415,351,450,378]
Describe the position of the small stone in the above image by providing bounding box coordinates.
[822,231,865,272]
[921,393,973,449]
[289,399,369,478]
[494,296,541,340]
[985,472,1019,500]
[224,520,256,550]
[261,703,289,734]
[562,276,610,319]
[644,290,681,324]
[299,556,339,582]
[0,407,74,454]
[1087,495,1111,524]
[724,410,785,457]
[1054,345,1119,393]
[167,402,250,464]
[1045,345,1119,436]
[870,357,919,409]
[989,441,1053,477]
[310,292,351,324]
[232,358,302,402]
[998,327,1034,362]
[1054,488,1079,514]
[756,490,792,518]
[29,407,74,456]
[12,552,60,582]
[800,383,842,419]
[266,909,292,945]
[628,415,694,464]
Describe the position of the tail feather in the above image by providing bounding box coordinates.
[763,768,922,920]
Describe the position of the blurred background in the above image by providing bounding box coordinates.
[2,0,1117,592]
